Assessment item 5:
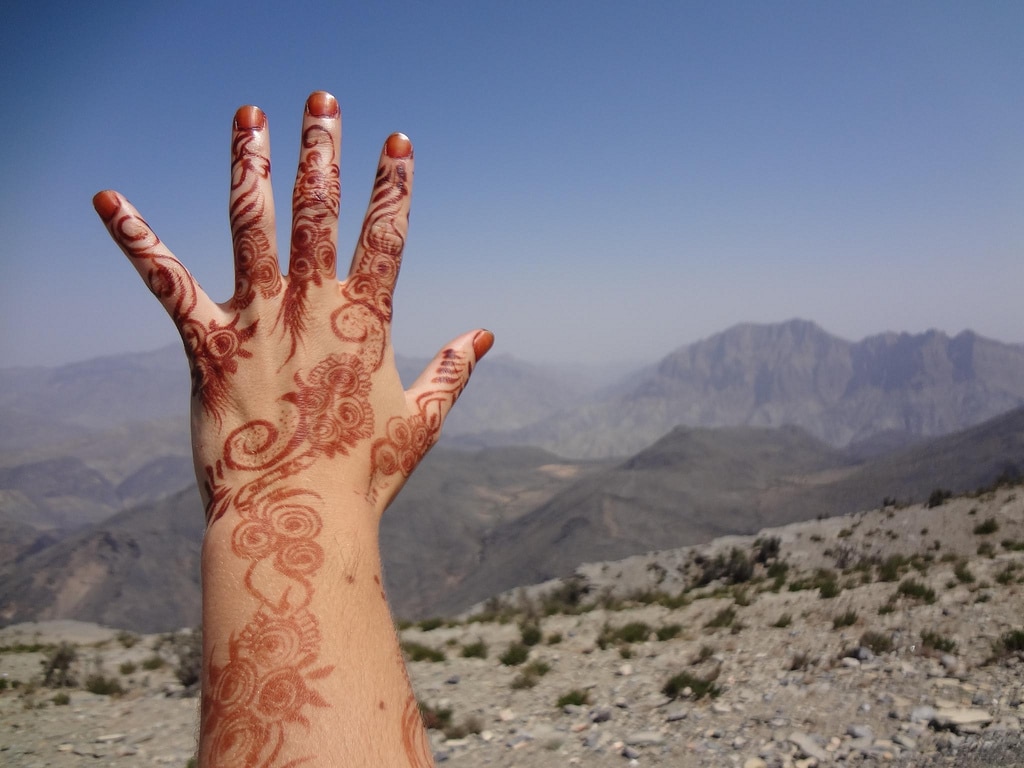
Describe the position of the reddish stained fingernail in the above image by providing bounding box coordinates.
[92,190,119,220]
[385,133,412,158]
[473,330,495,360]
[306,91,339,118]
[234,105,266,130]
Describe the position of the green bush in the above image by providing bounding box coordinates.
[772,613,792,628]
[40,643,77,688]
[118,662,137,675]
[927,489,952,508]
[51,692,70,706]
[656,624,682,641]
[84,674,124,696]
[973,517,999,535]
[141,655,165,671]
[499,643,529,666]
[954,561,975,583]
[460,639,487,659]
[417,617,444,632]
[921,630,957,654]
[705,607,735,629]
[115,631,139,649]
[662,670,721,700]
[896,578,936,604]
[402,642,446,663]
[832,610,858,629]
[556,689,590,707]
[859,631,894,655]
[520,622,543,647]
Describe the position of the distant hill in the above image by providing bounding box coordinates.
[429,406,1024,616]
[0,446,603,632]
[4,408,1022,631]
[456,320,1024,458]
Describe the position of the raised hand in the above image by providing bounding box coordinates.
[94,91,491,768]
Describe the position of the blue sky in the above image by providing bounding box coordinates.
[1,1,1021,368]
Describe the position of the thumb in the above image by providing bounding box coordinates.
[404,329,494,433]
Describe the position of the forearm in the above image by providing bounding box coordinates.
[200,491,430,767]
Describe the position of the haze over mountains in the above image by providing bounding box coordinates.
[1,320,1023,631]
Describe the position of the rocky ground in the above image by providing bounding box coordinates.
[2,486,1024,767]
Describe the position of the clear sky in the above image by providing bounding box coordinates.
[1,1,1021,368]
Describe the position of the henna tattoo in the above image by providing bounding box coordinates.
[402,694,434,768]
[230,126,282,310]
[97,197,257,422]
[369,347,474,500]
[181,314,259,422]
[202,353,374,766]
[279,124,341,360]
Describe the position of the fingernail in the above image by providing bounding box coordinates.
[92,190,119,220]
[234,105,266,130]
[473,330,495,360]
[385,133,412,158]
[306,91,339,118]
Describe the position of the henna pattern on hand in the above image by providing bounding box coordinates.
[230,126,282,310]
[369,347,475,501]
[279,124,341,359]
[202,353,374,767]
[402,694,434,768]
[98,95,488,768]
[96,198,257,423]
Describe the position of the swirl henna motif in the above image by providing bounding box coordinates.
[201,352,375,766]
[230,126,282,310]
[369,346,476,500]
[96,95,489,768]
[279,124,341,359]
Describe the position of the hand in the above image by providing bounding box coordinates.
[94,91,491,767]
[94,92,492,518]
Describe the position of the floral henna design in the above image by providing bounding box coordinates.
[180,314,259,422]
[96,197,257,422]
[202,353,375,766]
[280,124,341,359]
[230,123,282,310]
[369,346,476,500]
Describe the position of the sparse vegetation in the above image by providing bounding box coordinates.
[84,674,124,696]
[859,631,894,655]
[402,641,446,663]
[833,610,858,629]
[973,517,999,535]
[772,613,792,628]
[705,607,736,629]
[896,578,936,604]
[920,630,957,654]
[499,642,529,666]
[556,689,590,707]
[927,488,952,508]
[662,670,721,700]
[119,661,137,675]
[460,639,488,659]
[512,659,551,689]
[656,623,682,641]
[40,643,77,688]
[519,622,543,647]
[954,560,975,583]
[417,617,444,632]
[115,631,139,649]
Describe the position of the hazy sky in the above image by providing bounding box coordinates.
[1,1,1021,368]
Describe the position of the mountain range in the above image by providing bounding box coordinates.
[2,319,1023,631]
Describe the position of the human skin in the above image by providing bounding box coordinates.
[93,91,492,768]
